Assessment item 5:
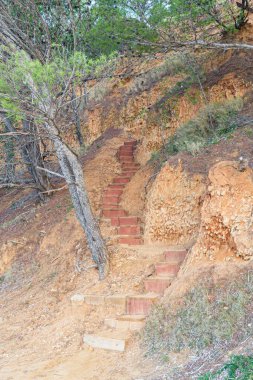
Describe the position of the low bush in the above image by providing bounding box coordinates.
[198,355,253,379]
[142,272,253,357]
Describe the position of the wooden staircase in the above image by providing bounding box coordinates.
[102,140,143,245]
[114,249,187,320]
[78,249,188,352]
[70,140,189,352]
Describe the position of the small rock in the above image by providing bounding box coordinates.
[70,294,85,305]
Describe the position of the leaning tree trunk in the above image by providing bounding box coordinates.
[51,132,108,279]
[26,75,109,278]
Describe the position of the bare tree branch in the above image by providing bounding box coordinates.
[0,182,37,189]
[36,166,65,179]
[0,131,31,136]
[41,185,68,194]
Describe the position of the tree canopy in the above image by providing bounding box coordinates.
[1,0,252,64]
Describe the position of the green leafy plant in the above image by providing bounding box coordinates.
[0,275,5,284]
[198,355,253,379]
[185,88,201,105]
[244,127,253,139]
[66,204,74,213]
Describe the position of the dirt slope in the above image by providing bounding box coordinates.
[0,133,159,380]
[1,18,253,379]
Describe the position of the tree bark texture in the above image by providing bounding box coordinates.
[51,130,108,279]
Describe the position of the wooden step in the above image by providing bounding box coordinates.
[83,294,127,308]
[119,236,143,245]
[120,143,134,148]
[121,171,137,177]
[126,294,159,315]
[119,153,134,157]
[124,141,137,146]
[119,148,134,153]
[103,209,127,218]
[113,177,130,184]
[121,162,139,167]
[108,184,126,190]
[119,153,134,158]
[104,189,123,196]
[155,262,181,276]
[111,216,140,227]
[121,167,139,172]
[110,216,140,226]
[103,196,120,204]
[118,217,140,225]
[105,315,145,331]
[144,276,174,294]
[121,168,138,173]
[119,151,134,158]
[119,157,134,163]
[117,226,142,235]
[164,250,187,263]
[117,315,145,331]
[121,166,137,171]
[84,295,105,305]
[83,333,127,352]
[122,162,140,169]
[113,175,131,179]
[104,295,127,308]
[102,203,120,209]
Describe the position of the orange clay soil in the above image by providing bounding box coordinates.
[1,131,253,380]
[0,133,173,380]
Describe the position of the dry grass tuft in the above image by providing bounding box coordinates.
[142,271,253,358]
[166,99,243,156]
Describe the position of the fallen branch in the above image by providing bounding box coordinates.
[9,240,24,245]
[0,131,31,136]
[0,182,37,189]
[41,184,67,194]
[75,262,97,273]
[36,166,65,179]
[188,40,253,50]
[134,39,253,51]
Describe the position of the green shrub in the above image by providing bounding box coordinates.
[142,272,253,357]
[198,355,253,380]
[244,127,253,139]
[166,99,243,155]
[0,275,5,284]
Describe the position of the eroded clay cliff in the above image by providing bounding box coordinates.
[191,160,253,262]
[144,163,205,245]
[145,159,253,263]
